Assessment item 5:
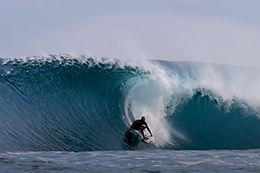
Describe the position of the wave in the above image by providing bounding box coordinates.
[1,54,260,151]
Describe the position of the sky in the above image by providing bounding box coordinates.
[1,0,260,67]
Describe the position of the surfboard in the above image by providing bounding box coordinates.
[136,128,155,143]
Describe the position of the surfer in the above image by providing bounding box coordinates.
[129,116,153,140]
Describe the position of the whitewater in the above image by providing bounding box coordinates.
[1,54,260,172]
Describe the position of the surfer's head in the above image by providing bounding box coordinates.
[141,116,145,121]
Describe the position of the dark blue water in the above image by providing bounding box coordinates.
[1,54,260,172]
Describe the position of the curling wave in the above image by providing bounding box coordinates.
[0,54,260,151]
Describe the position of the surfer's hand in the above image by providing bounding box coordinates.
[129,129,132,133]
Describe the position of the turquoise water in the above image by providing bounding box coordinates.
[1,54,260,171]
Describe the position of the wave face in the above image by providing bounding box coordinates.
[1,55,260,151]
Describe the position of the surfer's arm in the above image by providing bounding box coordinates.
[147,127,153,136]
[145,123,153,136]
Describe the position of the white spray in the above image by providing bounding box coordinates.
[124,60,189,146]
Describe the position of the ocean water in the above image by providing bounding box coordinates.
[1,149,260,172]
[1,54,260,172]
